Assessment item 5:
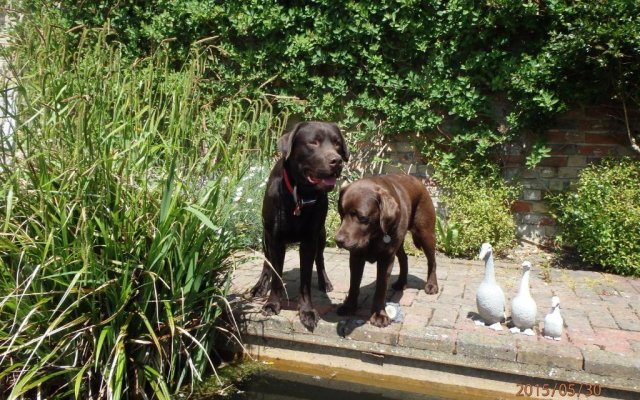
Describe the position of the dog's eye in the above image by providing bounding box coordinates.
[349,211,364,223]
[308,139,319,147]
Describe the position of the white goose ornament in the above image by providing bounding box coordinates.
[475,243,506,330]
[510,261,537,336]
[544,296,563,340]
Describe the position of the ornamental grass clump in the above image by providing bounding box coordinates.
[551,158,640,276]
[0,17,286,400]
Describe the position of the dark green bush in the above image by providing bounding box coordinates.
[551,159,640,276]
[16,0,640,173]
[438,172,519,258]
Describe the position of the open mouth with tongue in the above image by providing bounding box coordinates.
[307,173,338,189]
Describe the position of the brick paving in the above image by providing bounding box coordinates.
[227,247,640,394]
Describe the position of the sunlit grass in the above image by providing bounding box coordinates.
[0,14,286,399]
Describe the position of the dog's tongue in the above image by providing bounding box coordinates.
[308,176,337,188]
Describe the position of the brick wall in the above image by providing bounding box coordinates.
[380,137,442,209]
[381,105,640,244]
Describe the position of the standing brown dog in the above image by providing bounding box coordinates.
[250,121,349,331]
[334,174,438,327]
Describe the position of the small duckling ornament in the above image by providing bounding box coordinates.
[543,296,563,340]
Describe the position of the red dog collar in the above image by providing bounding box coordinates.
[283,169,316,216]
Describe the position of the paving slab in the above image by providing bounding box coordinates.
[227,248,640,395]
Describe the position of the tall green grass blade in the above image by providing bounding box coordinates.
[185,204,220,232]
[74,362,90,399]
[144,365,171,400]
[94,326,112,371]
[0,12,287,399]
[3,186,12,232]
[137,310,163,361]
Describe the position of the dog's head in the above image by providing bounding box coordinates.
[278,121,349,191]
[334,180,399,252]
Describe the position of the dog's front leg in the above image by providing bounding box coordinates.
[250,262,271,298]
[337,254,365,316]
[261,236,286,316]
[298,238,319,331]
[391,244,409,291]
[314,226,333,292]
[370,254,395,327]
[250,231,275,298]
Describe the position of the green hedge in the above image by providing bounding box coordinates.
[17,0,640,170]
[551,159,640,276]
[438,172,519,258]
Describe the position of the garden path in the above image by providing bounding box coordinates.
[226,247,640,399]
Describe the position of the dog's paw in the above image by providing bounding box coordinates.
[369,312,391,328]
[336,302,357,316]
[318,278,333,293]
[250,280,270,298]
[261,301,281,316]
[391,280,406,291]
[299,309,319,332]
[424,281,439,295]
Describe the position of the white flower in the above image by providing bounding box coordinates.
[234,186,244,199]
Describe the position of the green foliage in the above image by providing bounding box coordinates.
[550,159,640,276]
[229,162,271,250]
[16,0,640,174]
[525,140,552,170]
[0,17,286,399]
[436,217,459,255]
[438,172,519,258]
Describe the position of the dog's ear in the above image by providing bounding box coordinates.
[330,123,350,162]
[339,180,350,192]
[376,187,399,236]
[337,181,350,217]
[277,122,306,160]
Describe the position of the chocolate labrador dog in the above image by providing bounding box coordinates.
[334,174,438,327]
[250,121,349,331]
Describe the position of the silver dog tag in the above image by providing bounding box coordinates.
[383,235,391,244]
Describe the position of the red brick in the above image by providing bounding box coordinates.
[579,119,609,130]
[511,200,532,213]
[566,132,586,142]
[584,106,616,119]
[540,217,556,226]
[591,328,639,353]
[539,156,567,167]
[550,144,578,155]
[545,131,568,143]
[578,145,616,156]
[557,108,587,119]
[503,155,525,165]
[585,133,626,145]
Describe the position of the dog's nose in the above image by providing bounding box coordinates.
[334,234,345,248]
[329,154,343,167]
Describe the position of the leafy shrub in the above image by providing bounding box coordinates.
[438,173,519,258]
[17,0,640,172]
[0,17,286,399]
[551,159,640,276]
[436,217,459,256]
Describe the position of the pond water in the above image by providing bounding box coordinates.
[230,369,443,400]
